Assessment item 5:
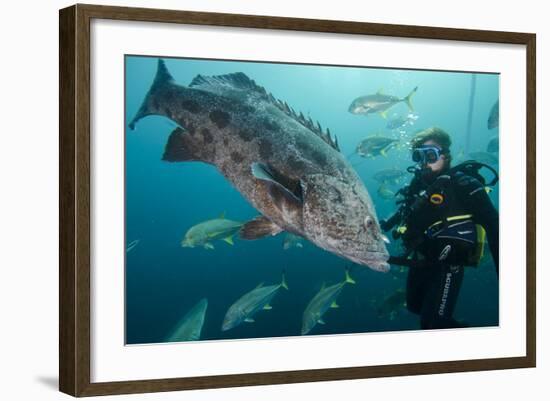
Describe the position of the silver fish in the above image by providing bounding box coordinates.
[166,298,208,342]
[355,136,399,158]
[301,269,355,335]
[349,87,418,118]
[129,59,389,272]
[181,213,242,250]
[222,273,288,331]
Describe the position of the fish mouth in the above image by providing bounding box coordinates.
[348,105,363,114]
[348,252,390,273]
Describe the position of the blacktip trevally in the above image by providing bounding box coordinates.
[348,87,418,119]
[166,298,208,342]
[222,272,289,331]
[355,135,399,158]
[129,59,390,272]
[301,268,355,335]
[181,212,243,249]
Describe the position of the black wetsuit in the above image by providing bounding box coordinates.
[387,168,499,330]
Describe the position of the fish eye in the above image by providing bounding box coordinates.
[364,215,375,230]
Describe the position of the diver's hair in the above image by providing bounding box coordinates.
[410,127,452,165]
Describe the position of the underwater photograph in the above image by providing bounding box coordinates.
[125,55,499,345]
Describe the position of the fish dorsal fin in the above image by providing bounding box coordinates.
[377,88,384,95]
[305,117,339,151]
[254,282,265,290]
[218,211,226,219]
[265,96,340,152]
[189,72,268,97]
[190,72,340,152]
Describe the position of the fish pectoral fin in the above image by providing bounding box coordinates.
[380,110,388,119]
[240,216,283,240]
[317,318,326,325]
[162,127,203,162]
[330,301,339,309]
[244,318,255,323]
[251,162,303,213]
[222,236,234,245]
[380,149,387,157]
[204,243,215,250]
[263,304,272,310]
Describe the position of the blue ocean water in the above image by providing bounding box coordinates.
[125,56,499,345]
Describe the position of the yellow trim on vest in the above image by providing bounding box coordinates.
[396,226,407,234]
[426,214,473,231]
[429,193,444,205]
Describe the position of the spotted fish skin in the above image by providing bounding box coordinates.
[222,282,286,332]
[129,59,389,272]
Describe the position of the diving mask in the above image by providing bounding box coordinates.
[412,145,443,165]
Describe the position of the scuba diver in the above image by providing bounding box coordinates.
[380,127,499,330]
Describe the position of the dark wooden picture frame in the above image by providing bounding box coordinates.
[59,3,536,397]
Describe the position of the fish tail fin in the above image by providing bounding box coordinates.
[129,59,175,130]
[404,86,418,112]
[344,268,356,285]
[281,269,289,290]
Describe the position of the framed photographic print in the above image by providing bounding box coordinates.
[59,4,536,397]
